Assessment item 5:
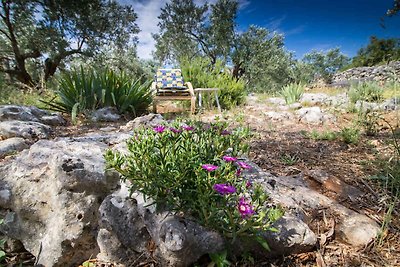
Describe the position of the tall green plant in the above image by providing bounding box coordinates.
[181,57,246,109]
[44,67,152,120]
[280,83,304,104]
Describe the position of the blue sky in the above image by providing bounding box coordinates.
[238,0,400,58]
[127,0,400,60]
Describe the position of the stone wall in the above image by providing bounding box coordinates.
[332,61,400,85]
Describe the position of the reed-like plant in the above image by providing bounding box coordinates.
[348,81,384,104]
[43,67,152,121]
[280,83,304,104]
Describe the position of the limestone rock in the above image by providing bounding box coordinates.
[0,120,52,139]
[241,161,380,248]
[300,93,330,106]
[266,97,286,106]
[0,137,30,159]
[264,111,293,121]
[0,105,66,126]
[121,113,165,131]
[0,138,120,267]
[296,107,335,124]
[91,107,121,122]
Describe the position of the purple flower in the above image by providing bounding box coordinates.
[169,127,181,133]
[238,197,255,218]
[223,155,237,162]
[213,184,236,195]
[153,125,166,133]
[246,180,252,188]
[182,125,195,131]
[237,161,251,169]
[236,169,242,177]
[221,129,231,135]
[202,164,219,172]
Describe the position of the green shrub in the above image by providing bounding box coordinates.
[181,57,246,109]
[105,121,283,251]
[348,82,384,104]
[280,83,304,104]
[44,67,152,120]
[339,126,360,144]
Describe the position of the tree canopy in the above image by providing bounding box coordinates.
[0,0,139,87]
[350,36,400,67]
[302,48,350,82]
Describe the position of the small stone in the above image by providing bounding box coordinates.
[0,137,30,158]
[91,107,121,122]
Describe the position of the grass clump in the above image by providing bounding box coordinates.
[348,81,384,104]
[307,129,338,141]
[280,83,304,105]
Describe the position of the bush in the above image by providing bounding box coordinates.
[180,57,246,109]
[105,121,283,252]
[280,83,304,104]
[44,67,152,120]
[348,82,384,104]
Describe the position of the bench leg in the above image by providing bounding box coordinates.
[214,91,221,112]
[191,97,196,114]
[153,100,157,113]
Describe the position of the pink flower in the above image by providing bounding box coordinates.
[153,125,166,133]
[213,184,236,195]
[169,127,181,133]
[182,125,194,131]
[202,164,219,172]
[236,169,242,177]
[222,155,237,162]
[237,161,251,169]
[238,197,255,218]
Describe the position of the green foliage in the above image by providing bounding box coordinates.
[350,37,400,67]
[348,82,384,104]
[181,57,246,109]
[357,109,382,136]
[232,25,294,92]
[280,153,300,166]
[44,67,152,120]
[154,0,237,63]
[339,127,360,144]
[0,0,139,86]
[106,121,283,251]
[302,48,350,82]
[209,250,231,267]
[387,0,400,16]
[280,83,304,104]
[307,129,338,141]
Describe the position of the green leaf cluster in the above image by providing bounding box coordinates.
[280,83,304,104]
[105,121,283,251]
[180,57,246,109]
[44,67,152,120]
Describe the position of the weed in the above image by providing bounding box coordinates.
[280,153,300,165]
[307,129,338,141]
[339,126,360,144]
[357,109,382,136]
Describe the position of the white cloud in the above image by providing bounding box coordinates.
[120,0,168,60]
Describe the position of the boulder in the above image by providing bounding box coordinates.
[0,120,53,139]
[91,107,121,122]
[241,161,380,248]
[0,137,30,159]
[300,93,330,106]
[0,138,120,267]
[296,107,335,124]
[266,97,286,106]
[0,105,66,126]
[120,113,165,131]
